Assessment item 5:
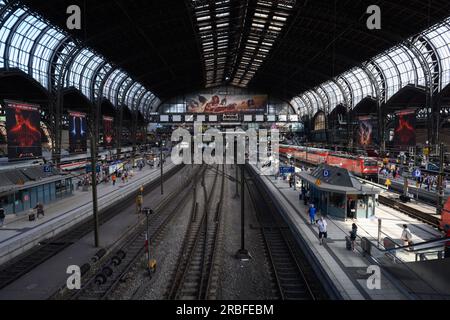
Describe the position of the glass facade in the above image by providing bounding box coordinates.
[0,178,73,215]
[290,16,450,116]
[0,4,157,114]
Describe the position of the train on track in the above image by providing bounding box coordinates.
[279,144,379,180]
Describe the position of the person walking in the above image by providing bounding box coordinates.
[305,189,310,206]
[0,205,5,227]
[317,216,328,245]
[112,174,117,186]
[349,223,358,251]
[401,224,413,249]
[308,204,316,225]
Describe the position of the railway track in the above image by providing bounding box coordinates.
[166,165,225,300]
[245,167,323,300]
[68,166,204,300]
[0,165,184,291]
[378,195,440,228]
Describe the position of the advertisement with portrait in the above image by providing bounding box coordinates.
[357,116,378,147]
[186,94,267,114]
[5,100,42,160]
[393,109,416,147]
[68,111,87,153]
[103,116,114,147]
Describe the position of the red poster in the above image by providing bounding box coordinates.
[5,100,42,160]
[103,116,114,147]
[394,110,416,147]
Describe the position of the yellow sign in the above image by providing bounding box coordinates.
[316,179,321,186]
[385,179,391,186]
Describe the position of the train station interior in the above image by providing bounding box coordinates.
[0,0,449,305]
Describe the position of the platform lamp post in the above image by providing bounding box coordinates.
[143,207,156,276]
[160,137,164,195]
[437,143,445,216]
[235,164,251,261]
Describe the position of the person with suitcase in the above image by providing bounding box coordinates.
[35,203,44,219]
[349,223,358,251]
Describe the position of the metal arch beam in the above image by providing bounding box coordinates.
[119,79,136,110]
[0,0,21,17]
[148,95,160,114]
[134,89,149,114]
[298,95,312,118]
[366,60,387,103]
[303,92,317,117]
[312,87,329,115]
[400,45,420,87]
[3,9,28,70]
[360,64,381,101]
[27,25,52,79]
[336,75,354,110]
[130,84,147,112]
[89,61,108,102]
[405,36,438,144]
[77,50,98,97]
[47,35,71,91]
[331,79,350,110]
[112,73,129,109]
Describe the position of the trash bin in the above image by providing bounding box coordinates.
[361,237,371,255]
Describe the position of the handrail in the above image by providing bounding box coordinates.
[380,237,448,254]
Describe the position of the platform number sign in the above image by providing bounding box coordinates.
[43,165,51,173]
[413,169,421,178]
[323,169,330,178]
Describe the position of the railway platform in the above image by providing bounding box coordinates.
[0,159,185,300]
[250,164,445,300]
[0,159,175,266]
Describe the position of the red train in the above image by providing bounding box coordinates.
[279,144,379,179]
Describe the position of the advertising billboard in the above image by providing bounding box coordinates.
[394,109,416,147]
[5,100,42,160]
[103,116,114,147]
[68,111,87,153]
[186,94,267,114]
[357,116,377,147]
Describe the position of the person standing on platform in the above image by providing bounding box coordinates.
[288,174,293,188]
[317,216,328,245]
[401,224,413,248]
[305,189,310,206]
[136,192,143,214]
[0,205,5,227]
[350,223,358,251]
[112,173,117,186]
[35,203,44,219]
[309,204,316,225]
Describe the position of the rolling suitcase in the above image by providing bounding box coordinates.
[345,236,352,250]
[28,213,36,221]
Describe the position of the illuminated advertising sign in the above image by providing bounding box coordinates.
[5,100,42,160]
[68,111,87,153]
[394,109,416,147]
[186,94,267,114]
[103,116,114,147]
[357,116,378,147]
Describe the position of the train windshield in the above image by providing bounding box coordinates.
[364,160,378,167]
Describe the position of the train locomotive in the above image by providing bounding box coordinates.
[279,144,379,180]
